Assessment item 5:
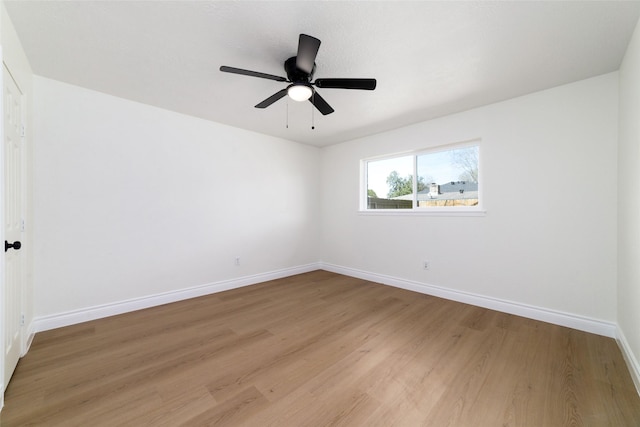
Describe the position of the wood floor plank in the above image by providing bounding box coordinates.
[2,270,639,426]
[181,386,269,427]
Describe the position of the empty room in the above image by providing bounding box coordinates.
[1,1,640,425]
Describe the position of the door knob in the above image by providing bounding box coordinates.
[4,240,21,252]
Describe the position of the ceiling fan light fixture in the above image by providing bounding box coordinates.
[287,84,313,102]
[220,34,375,115]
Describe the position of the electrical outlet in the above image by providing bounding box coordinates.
[423,261,430,270]
[235,257,240,266]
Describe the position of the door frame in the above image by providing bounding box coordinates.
[1,44,6,412]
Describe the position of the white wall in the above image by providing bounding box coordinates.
[321,73,619,325]
[618,17,640,390]
[32,76,320,319]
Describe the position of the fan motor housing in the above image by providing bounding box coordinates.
[285,57,314,83]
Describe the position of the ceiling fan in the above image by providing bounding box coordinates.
[220,34,376,115]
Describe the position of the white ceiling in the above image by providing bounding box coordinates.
[5,1,640,147]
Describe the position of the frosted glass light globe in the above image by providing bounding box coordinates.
[287,85,313,102]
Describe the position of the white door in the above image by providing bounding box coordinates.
[3,65,24,389]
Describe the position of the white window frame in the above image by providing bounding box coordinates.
[360,139,485,216]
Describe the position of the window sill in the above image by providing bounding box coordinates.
[358,209,486,217]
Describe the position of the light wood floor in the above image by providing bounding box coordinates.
[2,270,639,426]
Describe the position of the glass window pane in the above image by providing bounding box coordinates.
[416,146,479,208]
[366,155,414,209]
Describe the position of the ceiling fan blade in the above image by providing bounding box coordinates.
[255,89,288,109]
[296,34,321,74]
[309,91,334,115]
[220,66,287,82]
[314,78,377,90]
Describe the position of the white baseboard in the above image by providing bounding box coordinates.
[33,263,321,333]
[31,261,618,339]
[320,262,617,338]
[617,327,640,395]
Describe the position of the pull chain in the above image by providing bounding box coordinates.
[284,95,317,130]
[311,92,315,130]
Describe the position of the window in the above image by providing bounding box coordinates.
[363,142,481,213]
